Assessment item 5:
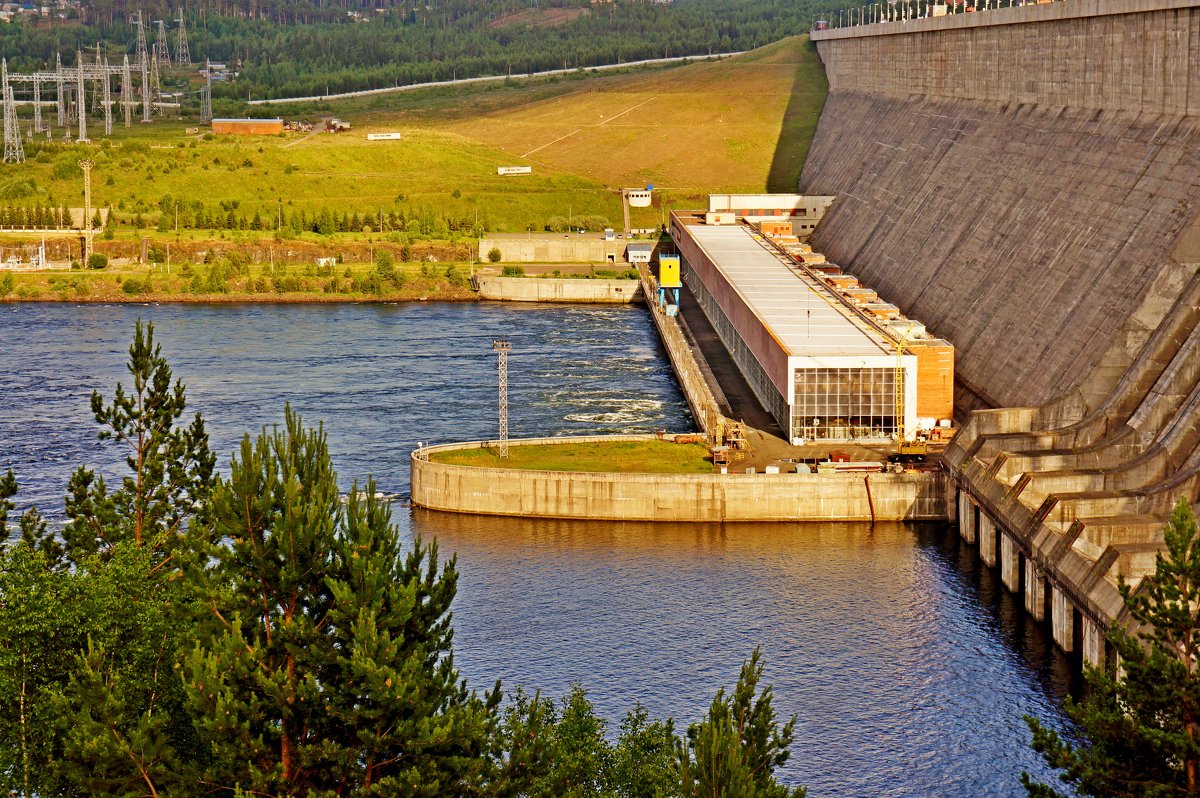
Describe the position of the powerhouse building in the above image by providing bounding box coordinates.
[669,202,953,444]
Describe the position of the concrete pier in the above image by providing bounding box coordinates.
[999,532,1021,593]
[1082,615,1107,669]
[958,492,976,544]
[1051,586,1075,653]
[978,514,997,568]
[1024,560,1046,622]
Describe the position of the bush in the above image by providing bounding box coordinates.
[501,265,525,277]
[0,272,12,295]
[487,247,502,263]
[0,177,38,199]
[86,253,108,270]
[121,278,149,295]
[444,265,467,288]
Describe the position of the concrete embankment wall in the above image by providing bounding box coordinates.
[809,0,1200,665]
[475,276,641,303]
[806,0,1200,414]
[411,437,946,521]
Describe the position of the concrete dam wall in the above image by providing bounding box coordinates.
[805,0,1200,414]
[808,0,1200,665]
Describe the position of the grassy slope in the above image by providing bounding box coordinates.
[0,35,827,298]
[430,440,714,473]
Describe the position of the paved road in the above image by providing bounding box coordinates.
[247,52,744,106]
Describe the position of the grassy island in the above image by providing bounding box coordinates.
[428,439,713,473]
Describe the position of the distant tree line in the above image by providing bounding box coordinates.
[1,0,856,100]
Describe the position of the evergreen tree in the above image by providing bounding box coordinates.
[1025,498,1200,797]
[185,407,500,796]
[677,648,805,798]
[62,319,216,565]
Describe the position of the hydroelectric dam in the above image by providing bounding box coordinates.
[808,0,1200,667]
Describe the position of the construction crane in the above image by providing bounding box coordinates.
[893,323,927,462]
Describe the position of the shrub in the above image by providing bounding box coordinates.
[501,265,525,277]
[444,265,467,288]
[488,247,502,263]
[121,278,149,295]
[86,253,108,270]
[0,273,12,295]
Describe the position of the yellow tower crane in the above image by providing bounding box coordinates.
[894,324,927,461]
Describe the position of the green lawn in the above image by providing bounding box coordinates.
[430,439,714,473]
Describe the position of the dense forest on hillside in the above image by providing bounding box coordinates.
[0,0,850,100]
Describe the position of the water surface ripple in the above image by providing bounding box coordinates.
[0,302,1074,796]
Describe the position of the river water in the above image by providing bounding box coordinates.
[1,301,1075,796]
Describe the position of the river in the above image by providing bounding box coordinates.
[1,301,1075,796]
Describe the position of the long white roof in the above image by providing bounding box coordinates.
[684,223,891,359]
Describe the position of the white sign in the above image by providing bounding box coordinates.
[497,166,533,176]
[366,132,404,140]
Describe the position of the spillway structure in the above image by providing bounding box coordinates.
[807,0,1200,664]
[670,196,955,447]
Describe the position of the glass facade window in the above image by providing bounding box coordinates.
[792,367,898,441]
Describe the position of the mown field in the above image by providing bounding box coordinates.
[0,35,827,288]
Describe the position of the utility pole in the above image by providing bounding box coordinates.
[492,339,511,458]
[79,160,94,266]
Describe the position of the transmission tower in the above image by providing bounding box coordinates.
[55,53,65,127]
[2,60,24,164]
[79,160,94,265]
[200,69,212,122]
[176,10,190,66]
[32,76,42,133]
[121,55,133,127]
[76,60,87,142]
[492,339,512,458]
[134,12,148,69]
[102,60,112,135]
[149,51,161,116]
[141,58,150,122]
[154,20,171,70]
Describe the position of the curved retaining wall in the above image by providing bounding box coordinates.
[410,436,946,521]
[475,276,641,303]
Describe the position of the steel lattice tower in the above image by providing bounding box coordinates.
[200,70,212,122]
[121,55,133,127]
[141,59,150,122]
[102,59,112,135]
[154,20,170,70]
[134,12,148,69]
[176,10,190,66]
[76,60,87,142]
[55,53,64,127]
[32,76,42,133]
[2,60,25,164]
[492,339,512,458]
[79,159,94,265]
[149,51,161,116]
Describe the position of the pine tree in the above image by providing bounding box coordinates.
[63,320,215,565]
[1024,498,1200,797]
[186,407,499,796]
[677,648,806,798]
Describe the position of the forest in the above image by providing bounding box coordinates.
[1,0,853,100]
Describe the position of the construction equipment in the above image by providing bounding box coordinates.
[893,324,927,461]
